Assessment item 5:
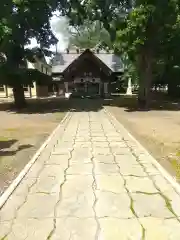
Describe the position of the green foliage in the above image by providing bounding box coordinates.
[69,20,111,49]
[0,0,58,107]
[0,0,58,79]
[60,0,180,105]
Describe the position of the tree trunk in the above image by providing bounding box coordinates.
[137,52,153,110]
[13,83,26,109]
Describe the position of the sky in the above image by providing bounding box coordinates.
[28,15,70,52]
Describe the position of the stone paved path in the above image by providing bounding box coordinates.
[1,110,180,239]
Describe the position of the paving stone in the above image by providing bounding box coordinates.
[1,110,180,239]
[142,163,161,175]
[107,137,124,142]
[111,147,131,155]
[124,140,139,148]
[35,147,52,164]
[0,195,26,221]
[62,175,93,198]
[96,191,133,218]
[137,153,153,163]
[61,137,76,142]
[70,156,92,164]
[125,176,157,193]
[116,159,141,172]
[95,163,119,175]
[151,175,174,192]
[45,154,69,166]
[0,220,12,238]
[51,217,97,240]
[57,139,74,145]
[92,142,109,148]
[132,193,174,218]
[74,142,92,148]
[140,217,180,240]
[56,191,94,218]
[115,154,139,165]
[109,142,127,148]
[93,147,111,155]
[25,161,44,179]
[17,193,57,218]
[71,150,92,164]
[96,175,126,193]
[63,133,76,138]
[93,155,115,164]
[90,128,103,132]
[131,147,146,155]
[38,165,65,179]
[29,175,64,194]
[75,137,91,142]
[76,131,90,135]
[162,190,180,217]
[14,177,37,196]
[7,218,54,240]
[91,133,105,137]
[99,218,142,240]
[55,141,74,149]
[67,159,93,173]
[105,133,121,137]
[72,148,92,157]
[52,147,72,155]
[119,164,148,177]
[91,137,107,142]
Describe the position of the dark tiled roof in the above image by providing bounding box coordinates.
[51,50,124,73]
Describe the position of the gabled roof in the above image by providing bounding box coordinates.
[63,49,113,76]
[51,49,124,74]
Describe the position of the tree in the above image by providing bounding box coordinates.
[0,0,58,108]
[68,20,111,49]
[57,0,180,108]
[117,1,179,108]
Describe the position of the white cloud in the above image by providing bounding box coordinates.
[51,15,70,51]
[27,14,69,52]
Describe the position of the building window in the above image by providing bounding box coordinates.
[41,65,44,73]
[23,84,28,92]
[0,84,4,92]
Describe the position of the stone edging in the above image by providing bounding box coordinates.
[104,107,180,195]
[0,111,71,210]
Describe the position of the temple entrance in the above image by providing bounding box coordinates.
[74,82,85,95]
[73,77,100,97]
[87,82,99,96]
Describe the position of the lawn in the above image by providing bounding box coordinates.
[0,98,67,195]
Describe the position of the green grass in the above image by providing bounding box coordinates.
[0,136,10,141]
[170,158,180,180]
[5,128,19,132]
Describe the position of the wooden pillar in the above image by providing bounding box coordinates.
[99,83,101,95]
[85,82,88,93]
[29,86,32,98]
[104,82,108,94]
[5,85,8,98]
[64,82,69,93]
[64,82,69,98]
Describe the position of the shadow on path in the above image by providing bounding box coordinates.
[0,139,33,157]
